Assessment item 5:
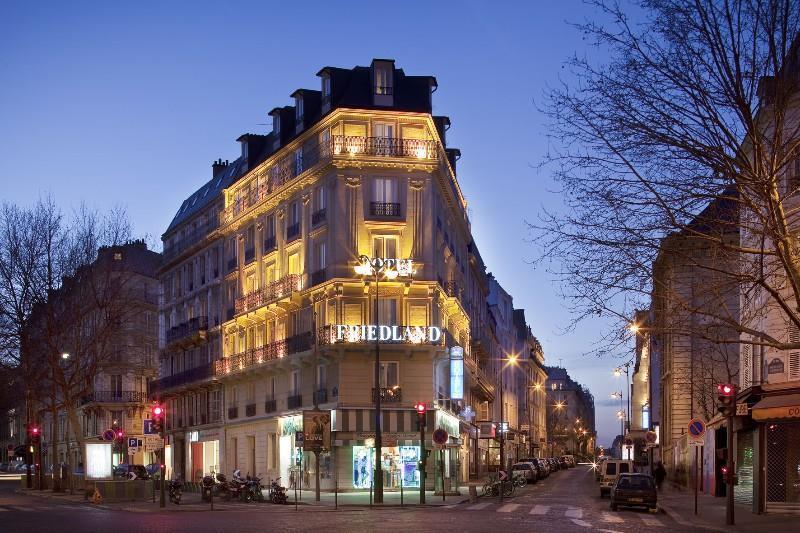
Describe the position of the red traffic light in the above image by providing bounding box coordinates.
[717,383,734,396]
[153,405,164,417]
[31,427,40,435]
[116,429,124,438]
[721,466,729,475]
[414,402,426,414]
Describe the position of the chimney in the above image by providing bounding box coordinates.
[212,159,229,178]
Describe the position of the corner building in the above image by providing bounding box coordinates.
[155,59,480,492]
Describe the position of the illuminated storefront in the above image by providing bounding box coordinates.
[352,445,421,489]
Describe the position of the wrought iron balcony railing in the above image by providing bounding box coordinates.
[264,399,277,413]
[287,394,303,409]
[80,391,147,405]
[263,235,276,254]
[228,406,239,420]
[369,202,401,218]
[234,274,301,316]
[244,247,255,264]
[372,387,402,403]
[443,280,461,299]
[148,363,215,396]
[226,257,237,273]
[214,332,314,376]
[310,268,327,287]
[245,403,256,417]
[286,222,301,242]
[220,135,437,226]
[166,316,209,345]
[311,208,326,226]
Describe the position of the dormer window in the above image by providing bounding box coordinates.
[295,97,304,123]
[272,114,281,136]
[375,66,392,95]
[321,76,331,103]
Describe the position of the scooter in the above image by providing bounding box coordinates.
[201,474,215,502]
[215,473,232,501]
[246,475,265,502]
[168,479,183,505]
[270,477,288,504]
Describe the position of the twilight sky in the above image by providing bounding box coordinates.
[0,0,634,447]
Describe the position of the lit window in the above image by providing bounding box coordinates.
[113,252,122,261]
[375,67,391,95]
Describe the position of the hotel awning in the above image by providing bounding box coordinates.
[751,394,800,421]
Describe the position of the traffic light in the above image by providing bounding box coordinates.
[414,402,426,429]
[151,404,164,434]
[28,425,41,445]
[717,383,736,417]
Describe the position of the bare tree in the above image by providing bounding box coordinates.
[533,0,800,353]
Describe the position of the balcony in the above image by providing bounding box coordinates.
[234,274,301,315]
[245,403,256,417]
[166,316,208,346]
[226,257,237,273]
[287,394,303,409]
[80,391,147,405]
[311,208,326,226]
[214,332,314,376]
[286,222,300,242]
[226,307,235,321]
[244,247,255,264]
[263,235,276,254]
[372,387,402,404]
[220,135,438,226]
[148,363,215,396]
[310,268,327,287]
[442,280,461,299]
[228,406,239,420]
[315,388,328,404]
[264,399,277,413]
[369,202,401,218]
[163,222,216,263]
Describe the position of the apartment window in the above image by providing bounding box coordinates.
[210,390,221,421]
[288,252,301,276]
[269,433,278,469]
[111,410,123,428]
[294,148,304,175]
[296,97,304,121]
[317,364,327,388]
[321,76,331,100]
[372,235,398,258]
[376,361,399,388]
[273,114,281,135]
[373,177,397,203]
[315,241,327,270]
[374,122,394,138]
[111,375,122,398]
[377,298,398,325]
[314,186,326,212]
[267,376,276,400]
[291,370,300,395]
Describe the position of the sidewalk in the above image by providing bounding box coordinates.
[17,486,470,512]
[657,484,799,532]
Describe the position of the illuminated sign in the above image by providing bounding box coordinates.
[450,346,464,400]
[355,256,415,277]
[85,442,113,480]
[333,324,442,344]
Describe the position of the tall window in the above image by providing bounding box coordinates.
[374,122,394,138]
[289,202,299,225]
[372,235,398,258]
[210,390,221,422]
[373,177,398,203]
[377,299,398,325]
[317,365,327,388]
[295,97,304,121]
[314,186,326,212]
[321,75,331,100]
[376,361,399,387]
[291,370,300,395]
[273,114,281,135]
[288,252,301,275]
[375,67,391,95]
[294,148,303,175]
[111,375,122,398]
[315,241,327,271]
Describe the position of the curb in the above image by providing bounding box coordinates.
[658,503,729,532]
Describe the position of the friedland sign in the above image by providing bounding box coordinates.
[332,324,442,344]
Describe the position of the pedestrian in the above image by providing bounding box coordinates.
[654,461,666,491]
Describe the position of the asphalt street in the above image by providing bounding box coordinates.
[0,466,691,532]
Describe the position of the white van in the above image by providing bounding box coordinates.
[600,460,634,497]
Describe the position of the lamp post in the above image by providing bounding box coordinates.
[498,353,517,501]
[353,254,413,504]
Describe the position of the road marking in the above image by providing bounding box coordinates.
[565,507,583,519]
[442,504,458,509]
[467,502,492,510]
[640,515,663,527]
[530,504,549,515]
[601,512,624,523]
[497,503,520,513]
[570,519,592,528]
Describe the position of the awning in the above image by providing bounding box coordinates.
[751,394,800,421]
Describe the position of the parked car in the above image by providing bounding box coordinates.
[600,460,634,497]
[518,458,548,479]
[0,463,8,472]
[113,464,151,480]
[512,462,538,483]
[610,473,657,512]
[563,455,576,467]
[145,463,161,477]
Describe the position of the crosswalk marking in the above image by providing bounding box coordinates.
[497,503,520,513]
[640,515,662,527]
[467,502,492,510]
[530,504,549,515]
[601,512,624,523]
[565,507,583,519]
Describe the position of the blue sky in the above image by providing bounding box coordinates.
[0,0,632,447]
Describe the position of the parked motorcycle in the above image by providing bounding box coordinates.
[229,469,247,501]
[215,473,232,501]
[245,475,265,502]
[201,474,215,502]
[168,479,183,505]
[270,477,288,504]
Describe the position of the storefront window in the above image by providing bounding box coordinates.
[352,445,420,489]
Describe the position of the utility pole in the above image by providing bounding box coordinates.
[372,267,383,504]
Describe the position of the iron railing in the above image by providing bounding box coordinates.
[80,391,147,405]
[214,332,314,376]
[244,247,255,264]
[311,208,326,226]
[372,387,402,403]
[166,316,208,345]
[287,394,303,409]
[310,268,327,287]
[264,399,277,413]
[375,86,393,95]
[148,363,215,396]
[263,235,276,253]
[228,406,238,420]
[369,202,401,217]
[286,222,300,241]
[443,280,461,299]
[245,403,256,417]
[235,274,301,315]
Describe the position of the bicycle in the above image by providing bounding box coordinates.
[513,475,527,488]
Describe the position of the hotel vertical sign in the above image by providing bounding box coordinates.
[450,346,464,400]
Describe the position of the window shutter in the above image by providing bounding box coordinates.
[344,123,367,137]
[402,125,426,140]
[790,353,800,380]
[741,344,752,388]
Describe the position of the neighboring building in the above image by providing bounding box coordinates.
[543,366,596,456]
[33,241,161,469]
[630,309,653,465]
[513,309,548,458]
[155,59,485,493]
[650,194,739,489]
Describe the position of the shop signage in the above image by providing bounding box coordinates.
[356,256,415,277]
[767,358,785,374]
[478,421,496,439]
[736,403,749,416]
[333,324,442,343]
[436,410,460,437]
[280,414,303,436]
[144,436,164,452]
[85,442,113,480]
[752,405,800,420]
[303,410,331,452]
[450,346,464,400]
[356,432,418,440]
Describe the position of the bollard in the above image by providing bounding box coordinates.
[369,477,373,508]
[469,484,477,503]
[334,471,338,510]
[400,472,404,507]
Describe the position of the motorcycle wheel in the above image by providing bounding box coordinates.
[243,491,253,503]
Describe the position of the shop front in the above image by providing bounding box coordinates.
[188,429,221,482]
[752,393,800,512]
[352,443,421,489]
[279,414,305,489]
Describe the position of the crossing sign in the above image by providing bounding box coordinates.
[688,418,706,440]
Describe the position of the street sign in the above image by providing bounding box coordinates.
[736,403,749,416]
[128,437,143,449]
[624,437,633,446]
[102,429,116,441]
[143,419,158,435]
[295,431,305,446]
[688,418,706,439]
[689,440,703,447]
[127,447,138,457]
[143,436,164,452]
[645,431,657,444]
[499,470,508,481]
[432,428,449,445]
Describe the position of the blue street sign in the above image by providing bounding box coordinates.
[143,419,156,435]
[102,429,115,441]
[688,418,706,438]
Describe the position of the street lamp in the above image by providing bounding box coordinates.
[498,352,518,500]
[614,362,632,436]
[353,254,414,504]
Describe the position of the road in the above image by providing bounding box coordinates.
[0,466,689,532]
